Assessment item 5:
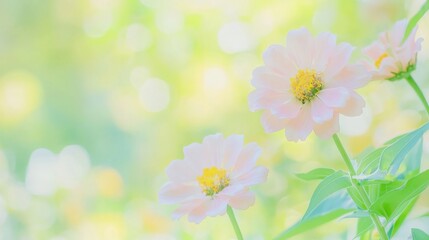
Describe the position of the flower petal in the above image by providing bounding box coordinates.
[376,57,397,79]
[202,133,225,167]
[338,91,365,117]
[234,166,268,187]
[362,41,386,61]
[219,184,244,196]
[285,28,313,69]
[188,198,228,223]
[159,182,202,204]
[262,45,297,76]
[184,143,209,172]
[166,159,198,183]
[284,106,314,141]
[248,89,290,112]
[314,114,339,139]
[317,87,349,108]
[397,25,422,67]
[328,63,371,89]
[251,66,291,91]
[172,198,204,220]
[261,111,287,133]
[222,134,244,169]
[311,98,334,123]
[271,99,302,119]
[381,19,407,48]
[312,32,337,72]
[325,42,354,78]
[228,190,255,210]
[232,142,262,177]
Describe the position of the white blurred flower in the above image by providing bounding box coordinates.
[25,145,90,196]
[218,21,256,53]
[125,23,152,52]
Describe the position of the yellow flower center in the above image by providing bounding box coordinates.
[197,167,230,197]
[290,69,324,104]
[375,52,388,68]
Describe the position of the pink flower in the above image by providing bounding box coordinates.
[249,28,370,141]
[363,19,423,80]
[159,134,268,223]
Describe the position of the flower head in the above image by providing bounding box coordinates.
[249,28,370,141]
[159,134,268,223]
[363,19,423,80]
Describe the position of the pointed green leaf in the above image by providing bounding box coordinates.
[412,228,429,240]
[398,139,423,178]
[403,1,429,42]
[275,192,355,239]
[389,196,419,238]
[357,122,429,177]
[347,187,366,210]
[296,168,335,181]
[355,217,373,240]
[275,171,355,239]
[343,210,369,219]
[303,171,352,218]
[370,170,429,221]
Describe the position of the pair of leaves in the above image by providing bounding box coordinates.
[352,170,429,239]
[356,122,429,181]
[276,171,355,239]
[354,169,429,239]
[370,169,429,222]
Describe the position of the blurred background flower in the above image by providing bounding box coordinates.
[0,0,429,239]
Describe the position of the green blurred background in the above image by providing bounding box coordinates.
[0,0,429,239]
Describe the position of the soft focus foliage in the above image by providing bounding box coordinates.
[1,0,429,239]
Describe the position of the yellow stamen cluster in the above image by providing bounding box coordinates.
[375,52,388,68]
[197,167,230,197]
[290,69,324,104]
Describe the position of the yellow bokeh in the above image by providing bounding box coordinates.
[0,71,41,124]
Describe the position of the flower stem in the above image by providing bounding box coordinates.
[405,75,429,115]
[227,205,244,240]
[332,134,389,240]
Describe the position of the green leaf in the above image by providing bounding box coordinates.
[296,168,335,181]
[403,0,429,42]
[347,187,366,210]
[370,170,429,221]
[389,196,419,238]
[355,217,373,240]
[358,148,386,175]
[275,171,355,239]
[412,228,429,240]
[303,171,352,218]
[357,122,429,177]
[343,210,369,219]
[398,139,423,178]
[275,192,355,240]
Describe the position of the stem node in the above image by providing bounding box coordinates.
[333,134,389,240]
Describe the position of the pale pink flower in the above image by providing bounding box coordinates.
[249,28,370,141]
[363,19,423,80]
[159,134,268,223]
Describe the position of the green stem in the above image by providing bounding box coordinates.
[333,134,389,240]
[227,205,244,240]
[405,75,429,115]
